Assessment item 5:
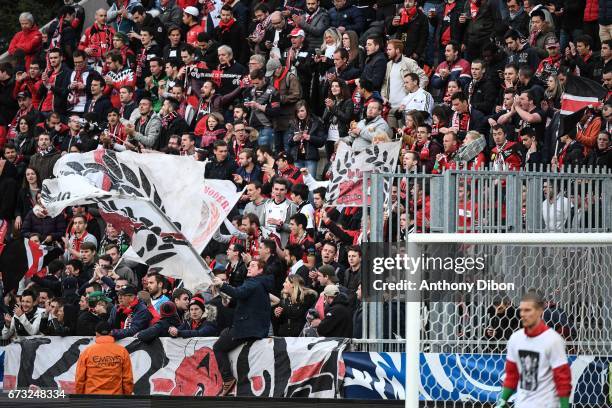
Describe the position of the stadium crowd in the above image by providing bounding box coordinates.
[0,0,611,391]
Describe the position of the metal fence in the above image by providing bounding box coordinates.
[361,167,612,354]
[364,165,612,238]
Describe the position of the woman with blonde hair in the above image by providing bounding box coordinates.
[320,28,342,58]
[273,275,317,337]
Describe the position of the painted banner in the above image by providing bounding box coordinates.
[326,141,401,207]
[41,150,241,291]
[3,337,348,398]
[343,352,612,405]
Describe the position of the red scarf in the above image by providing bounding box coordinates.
[274,50,294,90]
[218,18,236,33]
[68,68,85,107]
[441,2,457,45]
[71,230,88,256]
[117,297,139,329]
[399,7,417,25]
[469,0,480,18]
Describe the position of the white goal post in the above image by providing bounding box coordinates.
[403,233,612,408]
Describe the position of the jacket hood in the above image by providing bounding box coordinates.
[331,292,350,307]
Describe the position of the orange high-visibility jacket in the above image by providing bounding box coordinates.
[75,335,134,395]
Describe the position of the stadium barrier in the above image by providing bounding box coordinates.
[2,337,610,406]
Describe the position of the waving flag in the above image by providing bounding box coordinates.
[560,75,608,115]
[41,149,240,291]
[0,239,63,295]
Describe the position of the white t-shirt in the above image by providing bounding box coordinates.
[506,327,568,408]
[264,199,291,234]
[400,88,434,116]
[299,202,315,230]
[388,62,407,108]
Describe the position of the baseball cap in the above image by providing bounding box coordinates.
[17,90,31,99]
[323,285,339,297]
[117,284,138,296]
[184,6,199,17]
[289,28,305,38]
[266,58,282,77]
[88,291,112,306]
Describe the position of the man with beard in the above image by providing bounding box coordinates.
[292,0,330,53]
[29,133,61,181]
[158,97,188,149]
[123,95,161,149]
[179,45,208,104]
[263,12,292,57]
[431,41,471,92]
[63,214,98,261]
[349,100,393,152]
[40,49,73,116]
[104,51,136,109]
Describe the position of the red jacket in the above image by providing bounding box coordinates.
[584,0,599,22]
[13,76,44,108]
[490,141,522,171]
[79,23,115,61]
[8,26,42,70]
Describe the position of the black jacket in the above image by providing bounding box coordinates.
[317,293,353,337]
[214,22,249,65]
[274,291,317,337]
[84,95,112,124]
[76,310,105,336]
[0,79,17,126]
[205,156,238,181]
[227,260,248,288]
[288,116,327,162]
[322,98,354,139]
[468,78,497,115]
[336,267,361,310]
[360,50,387,91]
[220,274,274,340]
[386,11,429,60]
[108,299,152,340]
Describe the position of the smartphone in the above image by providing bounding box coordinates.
[315,49,322,57]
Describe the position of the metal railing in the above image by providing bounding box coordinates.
[361,167,612,352]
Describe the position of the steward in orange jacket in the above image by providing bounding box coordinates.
[75,321,133,395]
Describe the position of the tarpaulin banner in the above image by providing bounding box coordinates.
[3,337,348,398]
[326,141,401,207]
[343,352,612,404]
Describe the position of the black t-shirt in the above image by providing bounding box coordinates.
[514,107,546,143]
